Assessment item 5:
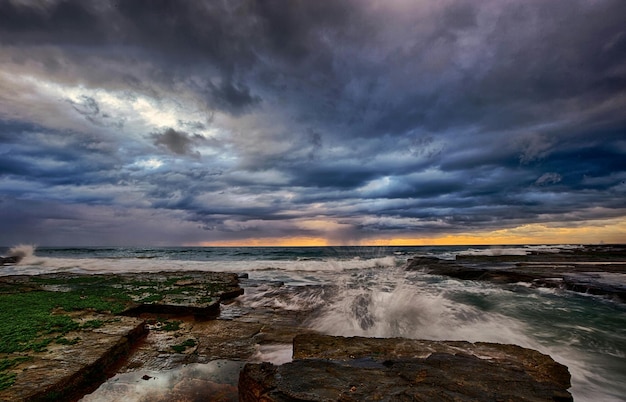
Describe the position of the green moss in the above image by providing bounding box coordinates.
[0,357,30,391]
[138,293,164,303]
[0,272,238,392]
[31,276,134,309]
[80,319,104,329]
[150,318,182,332]
[171,338,197,353]
[0,290,127,354]
[0,371,17,391]
[55,336,81,345]
[163,276,192,286]
[0,357,30,372]
[198,296,216,304]
[25,274,233,310]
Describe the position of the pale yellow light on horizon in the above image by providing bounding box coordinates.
[199,236,330,247]
[192,217,626,247]
[364,218,626,246]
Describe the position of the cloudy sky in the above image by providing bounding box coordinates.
[1,0,625,247]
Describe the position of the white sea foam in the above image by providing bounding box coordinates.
[308,280,531,345]
[458,247,530,256]
[535,344,626,402]
[0,253,398,277]
[241,283,329,312]
[457,244,583,257]
[6,244,36,259]
[250,344,293,365]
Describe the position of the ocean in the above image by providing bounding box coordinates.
[1,245,625,401]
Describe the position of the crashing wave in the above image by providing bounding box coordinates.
[0,244,35,265]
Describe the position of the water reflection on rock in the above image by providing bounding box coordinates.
[81,360,244,402]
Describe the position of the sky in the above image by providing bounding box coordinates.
[0,0,625,247]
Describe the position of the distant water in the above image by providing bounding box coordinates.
[2,244,625,401]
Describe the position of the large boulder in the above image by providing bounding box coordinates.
[239,334,572,401]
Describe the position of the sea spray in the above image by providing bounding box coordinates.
[0,244,36,266]
[7,244,36,260]
[306,276,532,345]
[250,344,293,365]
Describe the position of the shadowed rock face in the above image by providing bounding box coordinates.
[0,255,22,265]
[239,334,572,402]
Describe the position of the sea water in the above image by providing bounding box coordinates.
[2,245,625,401]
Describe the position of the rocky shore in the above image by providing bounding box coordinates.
[0,271,245,401]
[0,257,594,400]
[405,245,626,302]
[240,334,572,401]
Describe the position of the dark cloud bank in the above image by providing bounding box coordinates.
[0,0,625,246]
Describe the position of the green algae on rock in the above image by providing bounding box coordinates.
[0,271,244,401]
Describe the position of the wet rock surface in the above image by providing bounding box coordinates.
[0,270,244,318]
[0,271,245,401]
[2,270,579,401]
[0,314,146,401]
[81,361,243,402]
[406,245,626,302]
[240,334,573,402]
[81,277,317,401]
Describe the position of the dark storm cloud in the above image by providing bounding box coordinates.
[0,0,625,245]
[0,1,103,44]
[204,79,261,114]
[150,128,205,157]
[0,122,118,187]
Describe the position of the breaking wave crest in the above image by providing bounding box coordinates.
[0,247,399,277]
[0,244,36,266]
[307,282,531,345]
[7,244,36,260]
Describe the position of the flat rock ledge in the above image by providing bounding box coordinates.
[405,245,626,302]
[0,315,146,402]
[0,271,244,401]
[239,334,572,402]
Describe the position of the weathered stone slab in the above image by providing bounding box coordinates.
[0,271,245,318]
[239,334,572,401]
[0,271,245,400]
[0,315,146,402]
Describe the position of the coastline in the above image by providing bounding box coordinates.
[0,245,624,400]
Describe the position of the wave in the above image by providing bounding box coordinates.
[306,281,532,345]
[0,244,36,265]
[0,252,399,277]
[7,244,36,258]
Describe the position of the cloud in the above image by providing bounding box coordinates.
[518,133,554,164]
[204,79,261,114]
[150,128,204,157]
[0,0,625,245]
[535,172,563,186]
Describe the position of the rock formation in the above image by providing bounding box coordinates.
[0,255,22,265]
[239,334,573,401]
[405,246,626,302]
